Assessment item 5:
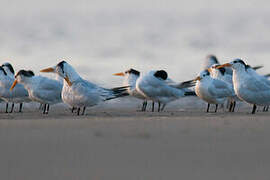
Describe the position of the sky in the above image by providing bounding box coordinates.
[1,0,270,86]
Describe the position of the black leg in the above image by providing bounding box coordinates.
[43,104,47,114]
[206,103,210,113]
[19,103,23,113]
[71,107,75,113]
[77,107,81,116]
[9,103,14,113]
[142,100,146,111]
[5,103,8,113]
[158,102,161,112]
[152,101,155,112]
[144,101,147,111]
[215,104,218,113]
[161,104,166,111]
[263,106,269,112]
[46,104,50,114]
[82,107,86,115]
[141,101,145,111]
[229,102,233,112]
[232,101,236,112]
[251,104,257,114]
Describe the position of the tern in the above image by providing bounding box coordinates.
[193,69,233,112]
[10,70,62,114]
[208,64,239,112]
[203,54,262,77]
[113,68,161,112]
[40,61,128,115]
[135,70,195,111]
[217,59,270,114]
[203,55,263,111]
[0,63,30,113]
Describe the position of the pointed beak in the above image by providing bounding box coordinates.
[194,76,201,81]
[207,68,212,73]
[10,80,18,91]
[216,63,232,69]
[40,67,55,73]
[113,72,125,76]
[64,76,72,86]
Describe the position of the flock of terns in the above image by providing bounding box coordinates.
[0,55,270,115]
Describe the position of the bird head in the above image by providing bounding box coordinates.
[216,59,247,70]
[10,70,34,91]
[40,61,73,86]
[2,62,15,76]
[195,69,210,82]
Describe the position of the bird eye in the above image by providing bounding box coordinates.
[233,60,237,63]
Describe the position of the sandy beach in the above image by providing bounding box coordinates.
[0,99,270,180]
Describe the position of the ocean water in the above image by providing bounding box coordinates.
[1,0,270,87]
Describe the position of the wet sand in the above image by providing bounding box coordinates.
[0,100,270,180]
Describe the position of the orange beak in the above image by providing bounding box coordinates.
[207,68,212,73]
[40,67,55,73]
[10,80,18,91]
[194,76,201,81]
[216,63,232,69]
[64,76,72,86]
[113,72,125,76]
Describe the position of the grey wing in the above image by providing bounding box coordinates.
[208,79,232,98]
[259,76,270,87]
[39,78,63,92]
[34,78,62,102]
[72,80,99,98]
[155,83,183,98]
[244,76,270,91]
[71,80,101,104]
[32,88,61,103]
[82,79,98,89]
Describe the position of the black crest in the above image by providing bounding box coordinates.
[233,59,247,66]
[233,59,248,70]
[0,66,7,76]
[2,63,14,74]
[57,61,66,73]
[125,68,140,76]
[154,70,168,80]
[28,70,35,76]
[16,70,35,78]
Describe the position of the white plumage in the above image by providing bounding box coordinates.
[11,70,62,114]
[113,69,151,111]
[136,70,194,111]
[40,61,128,115]
[0,64,30,113]
[194,70,233,112]
[217,59,270,114]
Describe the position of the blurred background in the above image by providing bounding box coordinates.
[0,0,270,86]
